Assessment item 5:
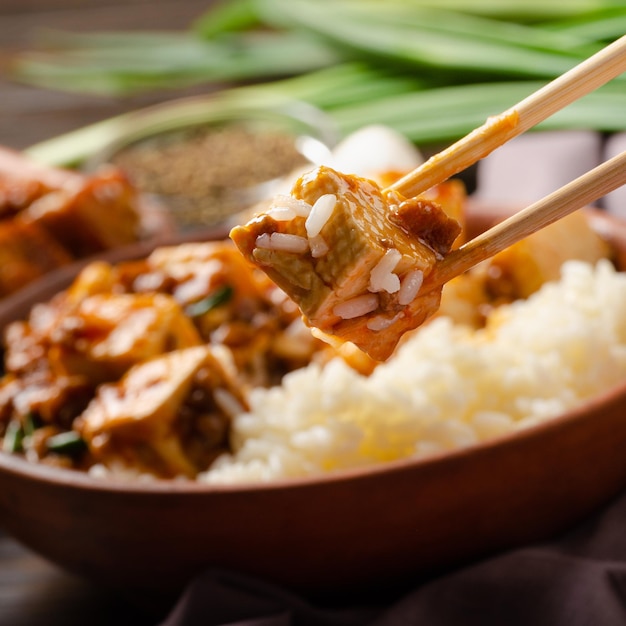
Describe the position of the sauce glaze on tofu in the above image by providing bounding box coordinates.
[230,166,461,360]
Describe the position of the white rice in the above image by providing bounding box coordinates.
[366,313,403,332]
[214,388,246,419]
[255,232,309,254]
[272,194,312,217]
[305,194,337,238]
[398,269,424,305]
[266,206,297,221]
[333,294,379,320]
[199,260,626,484]
[369,249,402,294]
[309,234,330,258]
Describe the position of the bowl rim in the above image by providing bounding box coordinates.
[0,376,624,495]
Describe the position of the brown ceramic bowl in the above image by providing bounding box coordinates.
[1,208,626,603]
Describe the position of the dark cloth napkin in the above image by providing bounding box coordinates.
[161,489,626,626]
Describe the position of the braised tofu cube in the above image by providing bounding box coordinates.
[22,167,141,257]
[49,292,202,383]
[230,166,460,360]
[0,220,73,297]
[484,210,611,299]
[79,345,246,477]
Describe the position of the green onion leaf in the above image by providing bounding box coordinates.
[10,30,342,96]
[23,412,38,438]
[14,0,626,166]
[381,0,625,22]
[2,421,24,454]
[186,285,234,317]
[194,0,263,39]
[539,7,626,43]
[254,0,602,77]
[46,431,87,456]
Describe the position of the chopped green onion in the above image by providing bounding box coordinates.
[13,0,626,167]
[2,421,24,453]
[46,431,87,456]
[1,412,43,454]
[23,412,38,438]
[186,285,234,317]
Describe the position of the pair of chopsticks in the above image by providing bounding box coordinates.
[386,34,626,288]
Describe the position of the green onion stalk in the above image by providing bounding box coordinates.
[11,0,626,167]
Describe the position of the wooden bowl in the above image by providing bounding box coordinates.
[1,209,626,602]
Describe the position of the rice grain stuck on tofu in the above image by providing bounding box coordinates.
[200,260,626,484]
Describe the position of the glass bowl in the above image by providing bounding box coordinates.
[85,95,338,231]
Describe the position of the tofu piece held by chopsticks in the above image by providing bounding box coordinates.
[230,166,460,360]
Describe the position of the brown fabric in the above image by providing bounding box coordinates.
[161,490,626,625]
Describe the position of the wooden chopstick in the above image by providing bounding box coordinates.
[423,150,626,289]
[387,34,626,199]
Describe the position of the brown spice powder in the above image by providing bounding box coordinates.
[112,125,309,229]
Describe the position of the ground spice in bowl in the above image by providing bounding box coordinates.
[108,119,332,231]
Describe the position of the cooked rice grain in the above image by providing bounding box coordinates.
[369,249,402,294]
[305,193,337,238]
[333,294,379,320]
[398,269,424,305]
[272,194,312,217]
[309,234,330,258]
[266,206,297,221]
[255,232,309,253]
[367,313,403,332]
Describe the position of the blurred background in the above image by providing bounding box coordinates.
[3,0,626,156]
[0,0,211,149]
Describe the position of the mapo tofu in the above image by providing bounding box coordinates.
[79,345,245,478]
[0,240,329,477]
[0,146,144,296]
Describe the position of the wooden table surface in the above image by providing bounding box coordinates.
[1,4,626,625]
